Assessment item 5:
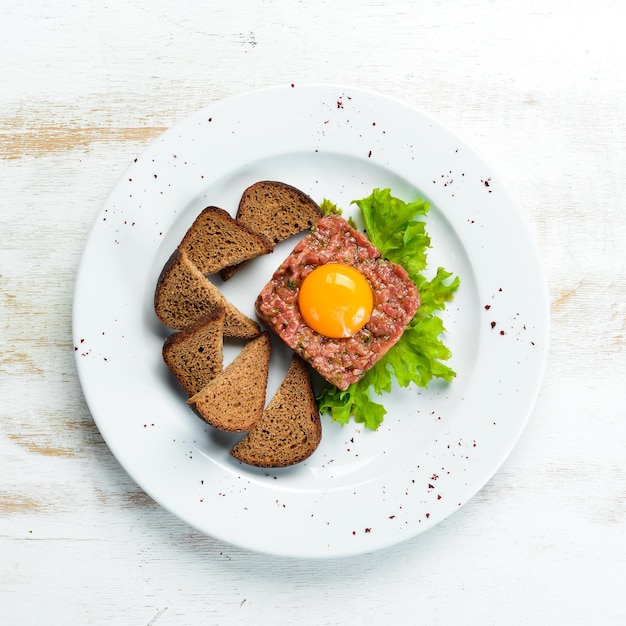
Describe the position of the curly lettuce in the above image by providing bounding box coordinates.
[317,189,460,430]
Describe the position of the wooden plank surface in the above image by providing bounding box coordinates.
[1,0,625,624]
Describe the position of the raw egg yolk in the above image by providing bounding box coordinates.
[298,263,374,338]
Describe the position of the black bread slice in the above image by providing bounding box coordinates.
[154,248,260,337]
[162,308,225,396]
[180,206,272,275]
[221,181,322,279]
[236,181,322,243]
[154,249,225,330]
[187,332,271,432]
[230,355,321,467]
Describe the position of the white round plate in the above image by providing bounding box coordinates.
[73,84,549,558]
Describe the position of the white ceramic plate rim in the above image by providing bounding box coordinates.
[73,84,549,558]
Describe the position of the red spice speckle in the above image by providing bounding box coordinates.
[484,304,491,310]
[500,330,506,336]
[491,321,497,329]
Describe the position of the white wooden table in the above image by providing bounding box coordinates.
[2,1,625,624]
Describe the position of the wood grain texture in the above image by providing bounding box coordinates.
[1,0,625,624]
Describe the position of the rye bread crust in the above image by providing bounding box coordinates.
[180,205,273,275]
[230,355,321,468]
[154,249,225,330]
[187,332,271,432]
[221,181,322,280]
[154,248,260,337]
[162,307,225,396]
[236,181,322,244]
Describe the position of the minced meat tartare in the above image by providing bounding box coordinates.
[255,214,420,390]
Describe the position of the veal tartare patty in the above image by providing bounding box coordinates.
[255,215,420,390]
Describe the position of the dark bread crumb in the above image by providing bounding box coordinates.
[221,182,322,280]
[162,307,225,395]
[230,355,321,467]
[154,248,260,337]
[154,249,224,330]
[187,333,271,432]
[180,206,272,275]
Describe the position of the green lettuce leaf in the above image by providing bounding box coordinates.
[317,188,460,430]
[319,198,342,216]
[357,188,431,279]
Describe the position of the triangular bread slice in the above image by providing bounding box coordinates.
[221,181,322,280]
[162,308,225,396]
[236,181,322,244]
[180,206,273,275]
[221,300,262,339]
[230,355,321,467]
[154,248,260,337]
[154,249,225,330]
[187,332,271,432]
